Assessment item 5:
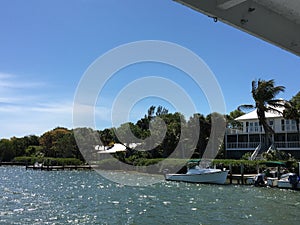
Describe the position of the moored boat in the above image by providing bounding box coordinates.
[165,161,229,184]
[251,161,300,189]
[277,173,300,189]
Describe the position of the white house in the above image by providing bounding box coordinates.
[225,108,300,159]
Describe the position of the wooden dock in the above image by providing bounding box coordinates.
[227,174,256,185]
[25,165,96,171]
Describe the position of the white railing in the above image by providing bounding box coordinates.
[275,141,300,149]
[246,126,264,133]
[226,128,243,134]
[250,144,261,160]
[226,142,260,149]
[227,141,300,150]
[226,125,299,134]
[226,126,265,134]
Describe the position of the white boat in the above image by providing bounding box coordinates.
[165,164,229,184]
[277,173,300,189]
[251,162,300,189]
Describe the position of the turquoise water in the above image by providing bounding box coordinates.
[1,166,300,225]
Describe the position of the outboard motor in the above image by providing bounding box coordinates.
[254,174,265,187]
[288,174,298,189]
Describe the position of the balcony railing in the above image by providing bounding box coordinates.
[226,126,266,134]
[227,141,300,150]
[274,141,300,149]
[226,142,261,149]
[227,125,299,134]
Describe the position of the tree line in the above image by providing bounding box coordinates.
[1,79,299,164]
[0,107,230,163]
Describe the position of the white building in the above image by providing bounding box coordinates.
[225,109,300,159]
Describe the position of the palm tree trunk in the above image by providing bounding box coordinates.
[257,108,274,152]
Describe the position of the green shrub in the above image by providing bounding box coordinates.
[13,156,40,164]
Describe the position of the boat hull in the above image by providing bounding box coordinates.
[277,180,300,189]
[165,170,229,184]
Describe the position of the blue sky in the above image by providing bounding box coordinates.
[1,0,300,138]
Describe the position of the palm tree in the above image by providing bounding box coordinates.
[284,101,300,132]
[238,79,285,151]
[283,92,300,132]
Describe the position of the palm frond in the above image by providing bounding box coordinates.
[272,86,285,96]
[238,104,254,112]
[267,99,286,108]
[266,106,283,115]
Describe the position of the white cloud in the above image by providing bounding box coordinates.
[0,72,45,90]
[0,72,129,138]
[0,72,74,138]
[0,100,74,138]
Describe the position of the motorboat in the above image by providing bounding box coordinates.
[252,161,286,187]
[277,173,300,189]
[32,162,43,170]
[251,161,300,189]
[164,161,229,184]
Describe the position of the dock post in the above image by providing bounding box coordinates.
[240,164,244,185]
[229,164,232,184]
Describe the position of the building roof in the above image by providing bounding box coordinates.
[235,108,283,121]
[174,0,300,57]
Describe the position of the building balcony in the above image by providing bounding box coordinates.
[275,141,300,149]
[226,125,299,135]
[226,141,300,150]
[226,142,261,150]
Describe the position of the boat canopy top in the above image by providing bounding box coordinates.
[188,159,201,163]
[259,161,286,167]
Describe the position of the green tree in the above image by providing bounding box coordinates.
[39,127,71,157]
[73,127,99,162]
[186,113,210,158]
[10,135,39,157]
[283,92,300,132]
[158,112,184,158]
[226,109,245,129]
[0,139,14,161]
[99,128,116,146]
[238,79,285,151]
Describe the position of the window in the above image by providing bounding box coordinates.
[281,119,285,131]
[291,120,297,131]
[254,122,259,132]
[281,119,297,132]
[286,120,291,131]
[249,122,253,132]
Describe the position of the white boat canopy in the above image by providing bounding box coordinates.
[97,143,127,154]
[96,143,142,154]
[174,0,300,57]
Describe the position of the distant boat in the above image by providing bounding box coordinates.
[96,143,142,154]
[33,162,43,169]
[277,173,300,189]
[251,161,300,189]
[164,160,229,184]
[96,143,127,154]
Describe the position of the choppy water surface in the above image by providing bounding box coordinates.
[1,166,300,225]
